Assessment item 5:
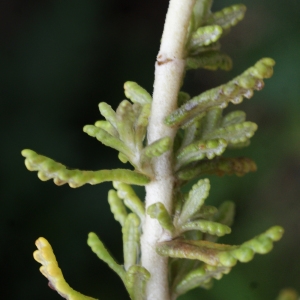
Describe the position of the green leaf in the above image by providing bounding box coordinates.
[108,190,128,227]
[94,120,118,137]
[188,25,223,52]
[34,237,98,300]
[87,232,126,282]
[192,0,213,30]
[113,181,145,220]
[22,149,150,187]
[206,4,247,31]
[175,139,227,170]
[142,137,172,159]
[98,102,118,128]
[83,125,133,158]
[125,265,150,300]
[156,226,284,267]
[147,202,175,233]
[173,263,231,297]
[186,51,232,71]
[177,178,210,226]
[203,121,258,144]
[177,157,257,181]
[122,214,141,270]
[165,58,275,127]
[134,103,151,146]
[179,220,231,237]
[124,81,152,104]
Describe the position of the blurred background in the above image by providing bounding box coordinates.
[1,0,299,299]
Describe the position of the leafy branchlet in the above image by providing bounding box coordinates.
[23,1,284,299]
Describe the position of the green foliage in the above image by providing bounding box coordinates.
[34,237,97,300]
[22,1,286,299]
[21,149,150,187]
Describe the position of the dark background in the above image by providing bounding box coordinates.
[1,0,299,299]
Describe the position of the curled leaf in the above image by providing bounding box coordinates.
[206,4,247,31]
[165,58,275,127]
[147,202,175,233]
[124,81,152,104]
[33,237,97,300]
[156,226,284,267]
[108,190,128,227]
[179,220,231,237]
[113,181,145,220]
[142,137,172,159]
[189,25,223,52]
[87,232,126,282]
[22,149,150,187]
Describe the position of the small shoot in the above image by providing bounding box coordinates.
[33,237,97,300]
[21,150,150,187]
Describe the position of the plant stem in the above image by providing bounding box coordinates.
[141,1,195,299]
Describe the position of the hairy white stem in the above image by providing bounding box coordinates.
[141,1,196,299]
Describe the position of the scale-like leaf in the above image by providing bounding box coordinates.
[147,202,175,233]
[33,237,97,300]
[189,25,223,52]
[206,4,247,31]
[22,149,150,187]
[125,265,150,300]
[186,51,232,71]
[122,214,141,271]
[142,137,172,159]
